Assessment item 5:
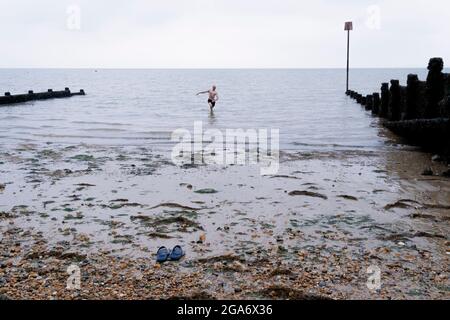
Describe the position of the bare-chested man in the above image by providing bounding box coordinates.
[197,85,219,111]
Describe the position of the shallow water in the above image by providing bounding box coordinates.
[0,68,438,151]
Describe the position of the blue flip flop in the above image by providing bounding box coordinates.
[169,245,185,261]
[156,246,170,263]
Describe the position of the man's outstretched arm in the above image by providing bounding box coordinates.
[196,90,209,95]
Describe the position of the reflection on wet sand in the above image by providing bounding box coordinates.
[0,140,448,299]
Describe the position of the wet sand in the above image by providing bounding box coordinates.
[0,141,449,300]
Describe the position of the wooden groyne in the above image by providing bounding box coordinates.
[0,88,86,106]
[346,57,450,153]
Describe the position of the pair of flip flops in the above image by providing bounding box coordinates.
[156,245,185,263]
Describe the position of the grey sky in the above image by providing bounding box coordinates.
[0,0,449,68]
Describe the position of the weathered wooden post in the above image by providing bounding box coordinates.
[426,57,445,118]
[439,74,450,117]
[388,80,402,121]
[405,74,427,120]
[372,93,380,115]
[362,96,367,106]
[405,74,419,120]
[379,83,389,118]
[365,95,373,111]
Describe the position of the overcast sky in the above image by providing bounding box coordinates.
[0,0,449,68]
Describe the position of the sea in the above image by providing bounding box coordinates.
[0,68,438,152]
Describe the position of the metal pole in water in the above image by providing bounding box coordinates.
[344,21,353,93]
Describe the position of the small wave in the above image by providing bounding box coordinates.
[31,133,172,140]
[7,125,39,130]
[71,121,130,126]
[3,136,35,142]
[290,142,372,149]
[135,131,173,136]
[0,116,23,120]
[83,128,129,132]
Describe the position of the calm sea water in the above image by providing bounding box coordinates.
[0,68,435,151]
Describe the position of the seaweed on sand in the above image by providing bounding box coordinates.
[0,211,16,219]
[64,212,84,220]
[378,231,446,241]
[384,199,450,211]
[75,183,96,187]
[26,250,87,262]
[111,234,134,244]
[257,286,332,300]
[150,203,202,211]
[196,254,244,264]
[384,199,419,210]
[288,190,328,200]
[195,188,218,194]
[337,195,358,201]
[145,232,174,239]
[409,213,450,222]
[268,175,302,180]
[70,154,95,162]
[131,214,203,233]
[105,202,143,209]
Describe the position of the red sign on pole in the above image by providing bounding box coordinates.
[344,22,353,31]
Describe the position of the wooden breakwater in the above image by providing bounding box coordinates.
[0,88,86,106]
[346,57,450,153]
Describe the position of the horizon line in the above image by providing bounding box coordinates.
[0,66,435,70]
